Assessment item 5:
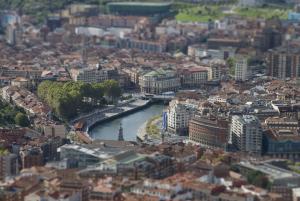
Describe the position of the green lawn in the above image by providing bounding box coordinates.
[176,6,225,22]
[175,5,290,22]
[235,7,290,19]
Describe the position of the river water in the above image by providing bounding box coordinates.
[89,104,165,141]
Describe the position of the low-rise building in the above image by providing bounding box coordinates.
[139,68,180,94]
[70,67,108,83]
[179,66,208,88]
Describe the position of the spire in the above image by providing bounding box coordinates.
[118,123,124,141]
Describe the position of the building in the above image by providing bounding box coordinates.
[5,23,22,46]
[267,44,300,80]
[117,38,167,53]
[263,129,300,160]
[139,68,180,94]
[0,151,18,181]
[231,115,262,155]
[179,67,208,87]
[208,62,222,81]
[265,117,299,131]
[70,67,108,83]
[0,186,23,201]
[238,160,300,201]
[167,100,197,135]
[43,124,66,138]
[189,115,229,149]
[11,77,31,89]
[234,55,249,81]
[59,142,136,168]
[20,147,44,169]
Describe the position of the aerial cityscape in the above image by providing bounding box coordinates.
[0,0,300,200]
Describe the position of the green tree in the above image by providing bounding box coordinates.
[227,57,236,76]
[15,112,30,127]
[103,80,121,102]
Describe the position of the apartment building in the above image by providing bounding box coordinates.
[231,115,262,155]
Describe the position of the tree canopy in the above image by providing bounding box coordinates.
[0,99,28,127]
[15,112,30,127]
[37,80,121,120]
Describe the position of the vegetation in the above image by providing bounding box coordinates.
[247,170,272,189]
[14,112,30,127]
[175,4,290,23]
[235,6,289,20]
[37,80,121,120]
[0,0,105,24]
[227,57,236,76]
[175,5,226,22]
[0,99,28,127]
[146,115,161,138]
[0,148,9,156]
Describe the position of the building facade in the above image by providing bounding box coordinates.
[231,115,262,155]
[234,55,248,81]
[267,45,300,80]
[189,115,229,149]
[139,69,180,94]
[167,100,196,135]
[0,152,18,181]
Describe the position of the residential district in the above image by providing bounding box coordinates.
[0,0,300,201]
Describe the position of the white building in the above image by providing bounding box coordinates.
[70,67,108,83]
[139,68,180,94]
[234,55,249,81]
[167,100,197,135]
[231,115,262,155]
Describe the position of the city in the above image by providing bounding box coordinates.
[0,0,300,200]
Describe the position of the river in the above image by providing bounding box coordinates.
[89,103,165,141]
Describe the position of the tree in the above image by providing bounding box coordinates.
[103,80,121,102]
[246,170,271,189]
[15,113,30,127]
[227,57,236,76]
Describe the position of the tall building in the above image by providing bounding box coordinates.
[234,55,249,81]
[0,151,18,181]
[231,115,262,155]
[20,147,44,169]
[167,100,196,135]
[267,44,300,80]
[189,115,229,149]
[5,23,22,46]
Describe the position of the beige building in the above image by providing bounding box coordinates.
[11,77,31,89]
[139,68,180,94]
[179,66,208,87]
[70,67,108,83]
[44,124,66,138]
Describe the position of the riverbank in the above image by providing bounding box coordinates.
[71,99,152,136]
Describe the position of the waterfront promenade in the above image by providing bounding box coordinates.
[70,99,151,133]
